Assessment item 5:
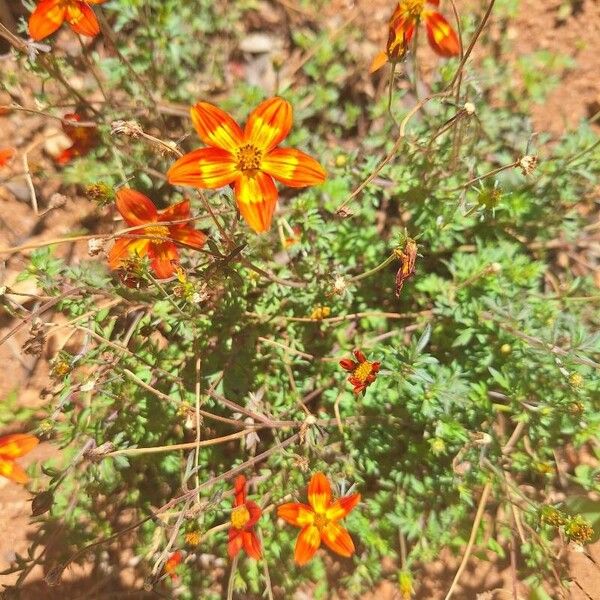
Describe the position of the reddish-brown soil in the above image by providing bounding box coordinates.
[1,0,599,598]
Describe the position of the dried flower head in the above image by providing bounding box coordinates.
[111,119,143,138]
[394,237,418,297]
[519,154,538,176]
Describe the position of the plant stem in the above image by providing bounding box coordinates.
[444,481,492,600]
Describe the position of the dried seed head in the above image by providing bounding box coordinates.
[519,154,538,176]
[23,320,46,356]
[111,119,143,138]
[48,193,68,210]
[85,442,115,462]
[472,432,492,446]
[464,102,476,115]
[330,275,348,296]
[88,237,106,257]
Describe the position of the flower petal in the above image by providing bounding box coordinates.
[244,97,292,153]
[228,529,243,558]
[108,238,150,270]
[190,103,243,153]
[0,147,15,167]
[148,242,178,279]
[28,0,66,41]
[66,1,100,37]
[0,459,28,484]
[308,472,332,514]
[295,525,321,566]
[0,434,39,459]
[115,188,158,226]
[234,172,278,233]
[158,199,191,225]
[321,521,355,558]
[423,10,460,57]
[277,503,315,528]
[167,148,239,189]
[245,500,262,528]
[169,227,207,250]
[261,147,326,188]
[234,474,246,506]
[339,359,357,372]
[325,493,361,522]
[369,50,389,73]
[242,531,262,559]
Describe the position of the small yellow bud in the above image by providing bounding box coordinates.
[500,343,512,355]
[429,438,446,455]
[569,373,583,388]
[564,515,594,545]
[399,571,413,599]
[335,154,347,167]
[185,531,202,546]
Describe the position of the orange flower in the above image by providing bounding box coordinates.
[164,550,183,581]
[29,0,106,41]
[228,475,262,559]
[108,188,207,279]
[277,472,360,565]
[370,0,459,72]
[0,433,39,484]
[56,113,98,165]
[0,147,15,167]
[339,349,381,395]
[167,97,326,233]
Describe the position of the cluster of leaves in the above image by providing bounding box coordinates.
[2,0,600,598]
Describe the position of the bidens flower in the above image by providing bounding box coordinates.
[0,433,39,484]
[277,472,360,565]
[108,188,207,279]
[29,0,106,41]
[167,97,326,233]
[371,0,459,72]
[228,475,262,559]
[340,349,381,395]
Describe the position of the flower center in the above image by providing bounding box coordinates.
[231,505,250,530]
[314,513,329,530]
[403,0,425,17]
[236,144,262,173]
[143,224,170,242]
[353,361,374,383]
